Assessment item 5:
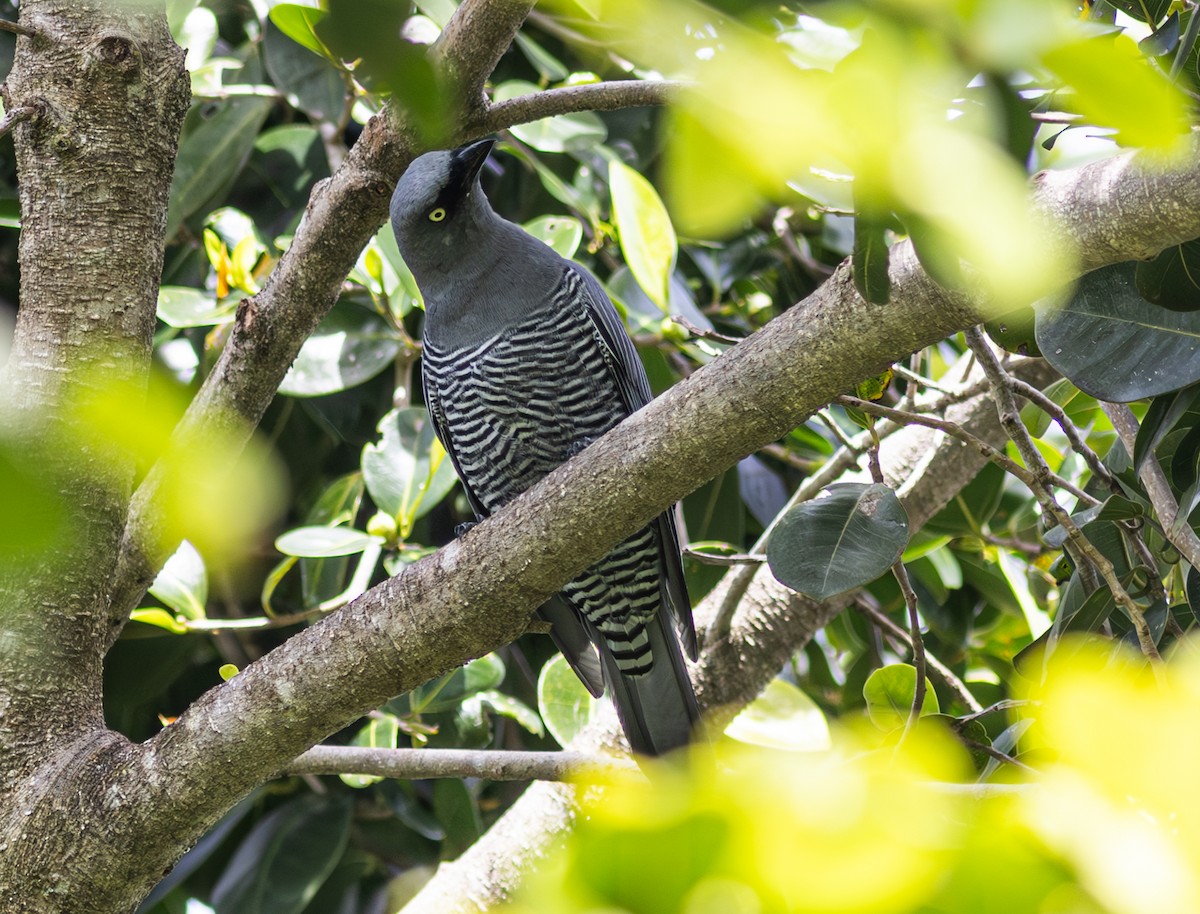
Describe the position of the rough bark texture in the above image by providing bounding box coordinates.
[0,3,189,911]
[1,0,1200,911]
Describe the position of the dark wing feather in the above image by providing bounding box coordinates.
[568,262,698,660]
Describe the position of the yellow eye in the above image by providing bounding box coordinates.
[428,207,447,222]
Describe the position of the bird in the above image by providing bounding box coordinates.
[389,138,700,755]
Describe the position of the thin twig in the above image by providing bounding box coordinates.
[0,18,38,38]
[964,329,1160,661]
[683,548,766,566]
[483,80,680,133]
[288,745,641,782]
[855,596,983,713]
[959,737,1038,773]
[0,104,38,140]
[1102,401,1200,571]
[671,314,743,345]
[1006,375,1116,491]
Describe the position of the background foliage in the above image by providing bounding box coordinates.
[5,0,1200,911]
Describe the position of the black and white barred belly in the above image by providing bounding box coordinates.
[422,285,661,673]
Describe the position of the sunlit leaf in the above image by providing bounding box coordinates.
[148,540,208,620]
[537,652,598,748]
[268,3,330,58]
[279,302,402,397]
[863,664,940,731]
[725,678,831,751]
[609,160,678,311]
[1040,33,1190,151]
[275,526,380,558]
[362,407,459,536]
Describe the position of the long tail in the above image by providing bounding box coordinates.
[600,608,701,756]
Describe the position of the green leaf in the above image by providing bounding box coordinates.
[340,715,402,788]
[129,608,189,635]
[156,286,235,328]
[278,301,401,396]
[1135,238,1200,312]
[433,779,481,858]
[275,526,380,558]
[522,215,584,259]
[724,678,831,751]
[463,690,545,737]
[166,96,273,239]
[268,3,330,58]
[210,794,352,914]
[390,654,507,716]
[537,653,599,748]
[0,438,66,558]
[1040,33,1188,151]
[1134,384,1200,473]
[493,79,607,152]
[609,159,678,312]
[862,664,939,732]
[851,211,891,304]
[1036,262,1200,402]
[263,18,346,123]
[766,483,910,600]
[306,472,365,527]
[148,540,208,620]
[985,305,1041,358]
[362,407,459,536]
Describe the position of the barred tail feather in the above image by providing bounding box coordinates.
[600,608,701,756]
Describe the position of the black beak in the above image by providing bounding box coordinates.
[452,138,495,184]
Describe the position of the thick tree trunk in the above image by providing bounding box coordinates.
[0,3,188,912]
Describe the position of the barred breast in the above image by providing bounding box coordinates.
[422,275,660,673]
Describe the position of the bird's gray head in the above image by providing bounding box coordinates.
[390,138,496,281]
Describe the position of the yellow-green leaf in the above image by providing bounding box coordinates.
[609,159,677,312]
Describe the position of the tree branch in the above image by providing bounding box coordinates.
[289,746,639,782]
[482,80,680,132]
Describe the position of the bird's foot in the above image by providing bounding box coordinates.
[454,520,478,537]
[566,437,595,459]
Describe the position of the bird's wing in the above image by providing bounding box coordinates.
[421,363,490,521]
[569,262,699,660]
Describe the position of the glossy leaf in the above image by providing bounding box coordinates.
[767,483,910,600]
[210,794,351,914]
[1036,262,1200,402]
[340,715,402,788]
[522,215,584,259]
[268,3,330,58]
[361,407,458,535]
[390,654,507,716]
[156,286,235,329]
[148,540,208,620]
[1133,383,1200,473]
[862,664,939,731]
[167,96,273,239]
[537,653,598,748]
[129,608,189,635]
[725,678,831,751]
[609,159,677,312]
[274,526,380,558]
[278,302,401,397]
[1135,238,1200,312]
[263,18,346,123]
[851,211,890,304]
